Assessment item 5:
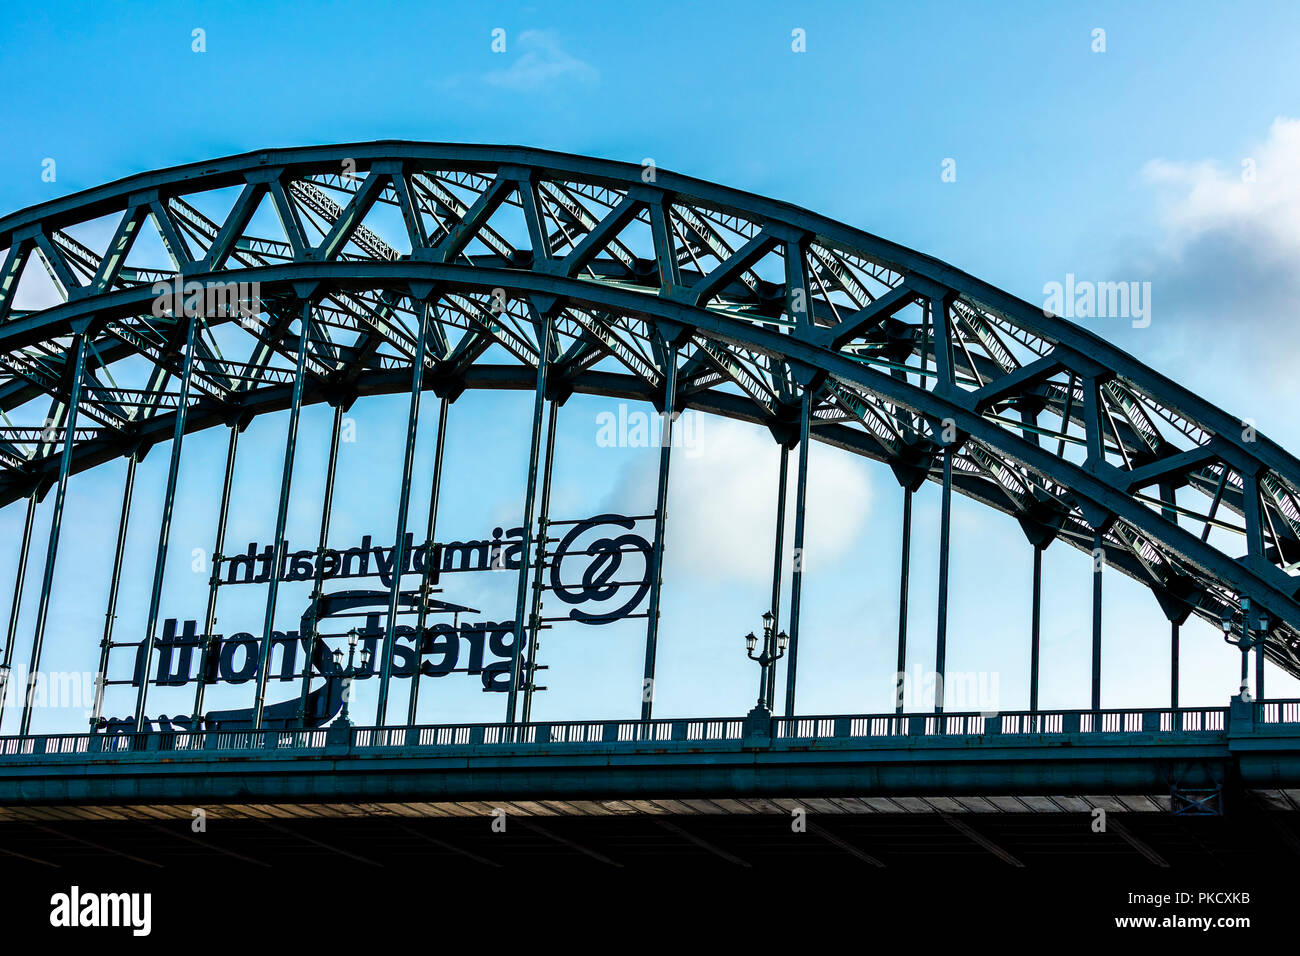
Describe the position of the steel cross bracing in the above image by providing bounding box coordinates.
[0,142,1298,682]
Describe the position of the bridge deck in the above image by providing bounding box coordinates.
[2,698,1298,808]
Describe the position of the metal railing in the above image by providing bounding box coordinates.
[772,705,1232,740]
[0,699,1283,762]
[1258,700,1300,725]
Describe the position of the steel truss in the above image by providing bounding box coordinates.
[0,141,1296,725]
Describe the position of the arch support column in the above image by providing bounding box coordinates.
[376,299,433,726]
[251,302,313,729]
[641,328,683,723]
[131,318,199,734]
[506,312,553,727]
[783,385,813,718]
[20,331,88,736]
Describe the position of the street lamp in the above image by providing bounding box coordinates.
[1220,608,1249,700]
[1246,599,1271,701]
[333,628,371,724]
[746,611,788,715]
[1222,598,1270,702]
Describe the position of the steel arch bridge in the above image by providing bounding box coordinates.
[1,143,1300,830]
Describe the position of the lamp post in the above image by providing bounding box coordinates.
[1221,608,1248,701]
[1221,598,1271,702]
[1254,607,1271,701]
[746,610,789,716]
[331,627,372,726]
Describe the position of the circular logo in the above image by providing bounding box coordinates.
[549,514,652,625]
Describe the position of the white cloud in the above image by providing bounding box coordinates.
[623,417,873,582]
[483,30,597,91]
[1142,117,1300,269]
[1088,117,1300,462]
[1123,115,1300,406]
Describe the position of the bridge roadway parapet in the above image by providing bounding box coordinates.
[2,698,1299,809]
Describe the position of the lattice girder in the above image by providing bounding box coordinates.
[0,142,1296,674]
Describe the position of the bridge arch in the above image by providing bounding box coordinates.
[0,141,1297,723]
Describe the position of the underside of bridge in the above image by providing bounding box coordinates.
[0,804,1284,942]
[2,795,1299,871]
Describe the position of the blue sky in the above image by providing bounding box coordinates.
[3,0,1300,733]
